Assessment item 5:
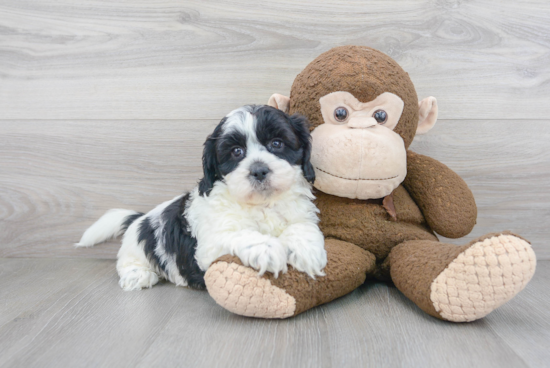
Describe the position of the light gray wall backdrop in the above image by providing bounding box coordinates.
[1,0,549,259]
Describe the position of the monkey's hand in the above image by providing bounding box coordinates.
[403,151,477,238]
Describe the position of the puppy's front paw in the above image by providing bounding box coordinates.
[239,238,288,277]
[287,241,327,279]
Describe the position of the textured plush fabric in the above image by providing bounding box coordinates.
[389,232,536,321]
[388,240,469,319]
[404,151,477,239]
[417,97,438,134]
[315,185,438,261]
[204,45,535,321]
[206,239,376,317]
[430,232,536,322]
[205,260,296,318]
[289,45,419,149]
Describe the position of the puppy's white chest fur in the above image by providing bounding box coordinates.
[189,186,292,234]
[186,173,321,272]
[239,204,289,237]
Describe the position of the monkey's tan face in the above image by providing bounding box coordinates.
[311,91,406,199]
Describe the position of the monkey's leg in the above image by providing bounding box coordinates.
[204,238,376,318]
[388,232,536,322]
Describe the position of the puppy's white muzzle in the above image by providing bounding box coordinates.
[225,150,296,205]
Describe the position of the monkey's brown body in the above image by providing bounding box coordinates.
[317,185,438,262]
[204,46,536,322]
[317,147,479,264]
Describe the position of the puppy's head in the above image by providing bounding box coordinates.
[199,105,314,204]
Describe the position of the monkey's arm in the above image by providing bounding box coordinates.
[402,151,477,238]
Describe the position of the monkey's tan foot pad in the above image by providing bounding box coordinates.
[430,234,536,322]
[205,240,375,318]
[205,261,296,319]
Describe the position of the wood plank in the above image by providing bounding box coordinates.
[410,119,550,256]
[321,258,550,367]
[487,261,550,368]
[0,119,548,259]
[0,258,113,327]
[0,258,202,367]
[0,120,215,259]
[1,0,550,120]
[1,258,548,367]
[139,281,533,368]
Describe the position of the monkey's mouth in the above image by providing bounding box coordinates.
[315,167,398,181]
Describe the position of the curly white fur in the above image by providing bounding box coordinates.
[188,168,326,278]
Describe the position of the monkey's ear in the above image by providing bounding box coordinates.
[267,93,290,114]
[417,96,438,135]
[289,113,315,184]
[198,134,219,196]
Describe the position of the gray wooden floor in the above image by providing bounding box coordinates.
[1,1,550,367]
[1,258,549,368]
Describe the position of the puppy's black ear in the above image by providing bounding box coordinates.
[289,113,315,184]
[198,132,220,196]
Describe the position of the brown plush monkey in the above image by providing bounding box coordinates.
[204,46,537,322]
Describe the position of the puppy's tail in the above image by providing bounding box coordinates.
[75,209,144,247]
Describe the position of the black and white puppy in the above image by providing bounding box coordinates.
[76,105,327,291]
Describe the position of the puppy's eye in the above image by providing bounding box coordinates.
[373,109,388,124]
[270,139,284,150]
[334,107,349,122]
[232,147,245,158]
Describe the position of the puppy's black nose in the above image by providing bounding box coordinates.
[249,161,270,182]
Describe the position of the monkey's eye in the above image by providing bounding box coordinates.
[270,139,284,151]
[334,107,349,122]
[373,110,388,124]
[232,147,245,158]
